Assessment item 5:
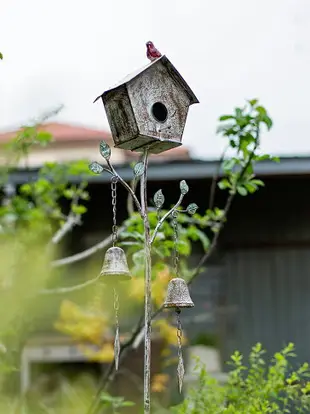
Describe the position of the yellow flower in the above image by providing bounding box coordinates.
[55,300,110,345]
[59,300,84,321]
[151,373,169,393]
[129,278,145,302]
[161,347,171,357]
[152,265,172,308]
[157,265,171,282]
[79,342,114,362]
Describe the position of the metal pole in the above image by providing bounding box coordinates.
[140,148,152,413]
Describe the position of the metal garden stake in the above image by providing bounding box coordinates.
[90,52,199,413]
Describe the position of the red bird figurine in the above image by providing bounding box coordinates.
[146,41,162,61]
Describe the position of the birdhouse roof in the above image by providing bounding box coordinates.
[94,55,199,105]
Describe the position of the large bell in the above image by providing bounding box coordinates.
[164,278,194,309]
[100,247,131,283]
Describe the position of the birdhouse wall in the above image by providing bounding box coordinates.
[127,62,190,144]
[102,86,139,147]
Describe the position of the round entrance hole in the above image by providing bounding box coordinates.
[151,102,168,123]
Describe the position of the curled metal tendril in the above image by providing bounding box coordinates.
[113,287,120,370]
[111,176,118,247]
[176,308,185,393]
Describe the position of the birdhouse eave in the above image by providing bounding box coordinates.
[94,55,199,106]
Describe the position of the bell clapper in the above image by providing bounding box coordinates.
[113,287,120,371]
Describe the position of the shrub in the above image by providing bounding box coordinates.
[172,343,310,413]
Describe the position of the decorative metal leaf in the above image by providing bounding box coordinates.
[187,203,198,215]
[114,326,120,371]
[154,189,165,209]
[133,162,145,177]
[89,161,104,174]
[99,140,111,160]
[180,180,189,195]
[177,355,185,393]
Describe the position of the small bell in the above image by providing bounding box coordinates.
[100,247,131,283]
[164,278,194,309]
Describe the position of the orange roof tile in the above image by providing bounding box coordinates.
[0,122,112,143]
[0,122,190,160]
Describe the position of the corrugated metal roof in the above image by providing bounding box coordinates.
[7,156,310,185]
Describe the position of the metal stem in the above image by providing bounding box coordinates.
[150,193,184,244]
[106,159,141,213]
[140,148,152,414]
[111,176,118,247]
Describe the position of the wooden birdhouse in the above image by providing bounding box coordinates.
[94,55,199,154]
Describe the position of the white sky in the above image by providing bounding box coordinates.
[0,0,310,159]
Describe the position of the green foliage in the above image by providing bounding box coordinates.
[173,343,310,414]
[119,208,213,281]
[217,99,277,196]
[0,119,92,236]
[0,160,91,235]
[100,392,135,411]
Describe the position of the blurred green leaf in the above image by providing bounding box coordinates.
[237,186,248,196]
[218,178,231,190]
[251,179,264,187]
[219,115,234,121]
[72,204,87,215]
[248,98,258,106]
[36,130,53,145]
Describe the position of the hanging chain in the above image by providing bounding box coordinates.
[111,176,118,246]
[172,210,179,277]
[113,287,120,371]
[176,309,183,345]
[111,176,120,370]
[176,308,185,393]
